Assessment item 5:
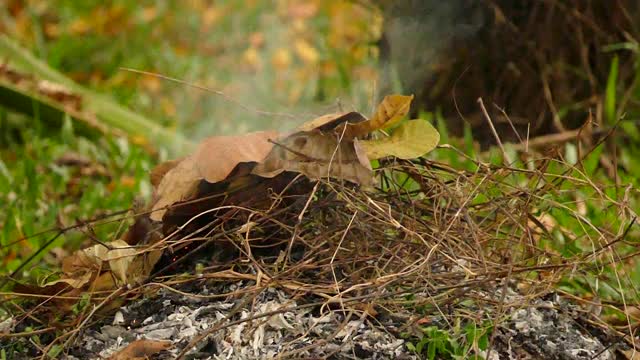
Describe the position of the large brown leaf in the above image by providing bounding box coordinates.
[150,130,279,221]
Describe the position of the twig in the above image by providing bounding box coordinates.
[477,98,512,164]
[120,68,297,119]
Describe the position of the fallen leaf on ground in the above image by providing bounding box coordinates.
[59,239,138,286]
[107,339,172,360]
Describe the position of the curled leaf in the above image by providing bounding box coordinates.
[296,111,366,133]
[345,94,413,138]
[357,119,439,160]
[252,131,373,186]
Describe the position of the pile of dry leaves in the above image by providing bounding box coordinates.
[1,94,637,359]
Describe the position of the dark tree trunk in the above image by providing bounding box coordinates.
[377,0,640,146]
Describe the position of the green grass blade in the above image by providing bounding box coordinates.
[0,35,194,155]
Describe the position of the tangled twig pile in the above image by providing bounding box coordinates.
[1,95,638,359]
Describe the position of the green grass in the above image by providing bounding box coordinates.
[405,322,492,360]
[426,113,640,312]
[0,110,154,279]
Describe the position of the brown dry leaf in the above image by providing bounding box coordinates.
[195,131,279,183]
[61,246,101,275]
[150,156,200,221]
[108,339,172,360]
[126,247,163,285]
[296,111,366,133]
[100,240,138,285]
[150,158,182,187]
[151,131,278,221]
[252,131,373,186]
[620,348,640,360]
[41,273,93,290]
[357,119,440,160]
[56,239,149,289]
[345,94,414,138]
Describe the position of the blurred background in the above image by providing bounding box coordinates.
[1,0,382,137]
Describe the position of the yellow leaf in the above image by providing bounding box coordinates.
[357,120,439,160]
[294,39,319,64]
[346,94,414,138]
[272,48,292,70]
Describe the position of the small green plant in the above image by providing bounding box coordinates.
[405,322,492,360]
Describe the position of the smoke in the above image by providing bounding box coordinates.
[377,0,485,101]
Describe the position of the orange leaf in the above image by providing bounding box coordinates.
[345,94,413,138]
[108,339,172,360]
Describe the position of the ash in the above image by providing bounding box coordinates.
[67,281,416,360]
[64,281,622,360]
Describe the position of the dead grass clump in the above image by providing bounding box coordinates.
[2,152,638,357]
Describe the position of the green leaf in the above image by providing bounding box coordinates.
[583,142,605,176]
[427,341,436,360]
[358,119,440,160]
[47,345,63,359]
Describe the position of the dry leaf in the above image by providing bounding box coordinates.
[345,94,413,138]
[56,239,149,290]
[357,119,439,160]
[42,273,93,289]
[150,159,181,187]
[620,348,640,360]
[150,156,201,221]
[108,339,172,360]
[151,131,278,221]
[195,131,278,183]
[252,131,373,186]
[296,111,366,133]
[100,240,138,285]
